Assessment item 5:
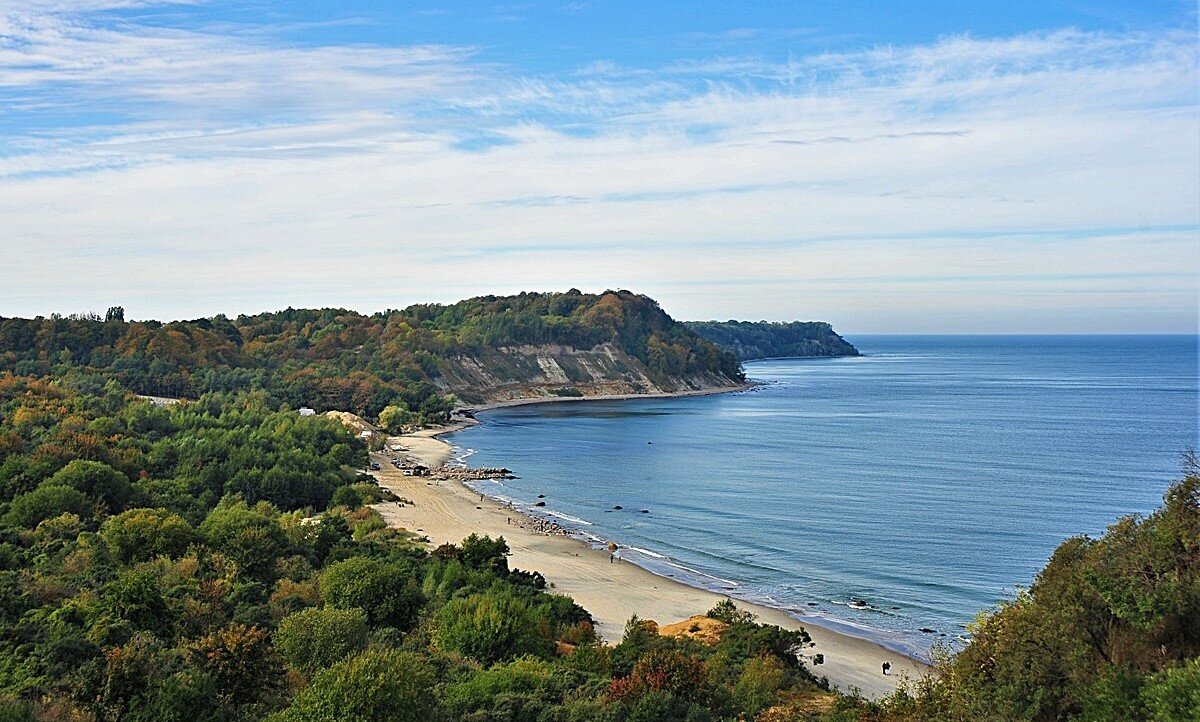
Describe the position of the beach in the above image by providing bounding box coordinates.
[372,419,929,700]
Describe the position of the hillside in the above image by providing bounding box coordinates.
[685,320,860,361]
[0,290,744,422]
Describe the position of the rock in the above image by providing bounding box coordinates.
[920,628,937,634]
[807,602,818,606]
[613,505,623,510]
[640,509,649,514]
[535,501,546,507]
[537,494,545,498]
[475,506,482,509]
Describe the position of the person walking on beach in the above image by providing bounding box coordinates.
[882,662,891,676]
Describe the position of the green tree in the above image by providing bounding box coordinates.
[376,404,409,432]
[101,508,196,563]
[270,650,436,722]
[45,459,132,510]
[434,590,553,665]
[275,607,368,677]
[4,484,91,528]
[198,499,288,580]
[320,557,424,630]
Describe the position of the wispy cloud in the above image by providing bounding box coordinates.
[0,4,1195,331]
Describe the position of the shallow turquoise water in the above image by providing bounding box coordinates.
[446,335,1199,656]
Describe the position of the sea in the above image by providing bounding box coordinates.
[444,335,1199,659]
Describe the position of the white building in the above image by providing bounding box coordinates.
[298,407,316,416]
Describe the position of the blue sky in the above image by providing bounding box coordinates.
[1,1,1197,331]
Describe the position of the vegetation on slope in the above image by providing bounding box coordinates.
[0,291,742,426]
[685,321,859,362]
[0,375,826,721]
[836,464,1200,722]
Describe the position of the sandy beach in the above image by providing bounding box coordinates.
[371,420,929,700]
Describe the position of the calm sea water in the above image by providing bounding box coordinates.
[446,335,1199,657]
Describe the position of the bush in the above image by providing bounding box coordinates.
[275,607,368,677]
[198,499,288,580]
[101,508,196,563]
[434,590,554,665]
[45,460,132,510]
[443,656,593,720]
[320,557,424,630]
[270,650,436,722]
[4,485,91,528]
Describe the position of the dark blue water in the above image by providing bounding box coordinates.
[446,335,1199,657]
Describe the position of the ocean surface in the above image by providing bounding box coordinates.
[445,335,1199,658]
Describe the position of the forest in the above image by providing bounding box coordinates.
[0,377,833,721]
[684,322,859,362]
[0,291,743,427]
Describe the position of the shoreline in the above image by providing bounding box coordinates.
[373,387,930,699]
[455,381,757,415]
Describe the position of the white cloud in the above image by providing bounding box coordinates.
[0,7,1195,331]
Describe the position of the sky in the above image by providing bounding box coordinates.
[1,1,1197,333]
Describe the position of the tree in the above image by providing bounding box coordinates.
[45,460,132,510]
[377,404,409,432]
[198,499,288,580]
[434,590,553,665]
[101,508,196,564]
[320,557,424,630]
[4,484,91,528]
[188,623,281,710]
[275,607,368,677]
[105,307,126,323]
[270,650,435,722]
[459,533,510,573]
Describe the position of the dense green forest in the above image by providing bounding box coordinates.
[684,322,859,362]
[0,291,742,426]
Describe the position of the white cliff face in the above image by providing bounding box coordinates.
[431,342,740,404]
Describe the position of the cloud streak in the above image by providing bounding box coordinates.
[0,4,1196,331]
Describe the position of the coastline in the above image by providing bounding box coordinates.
[455,381,757,415]
[371,387,930,699]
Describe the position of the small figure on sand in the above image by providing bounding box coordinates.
[609,553,615,564]
[882,662,891,676]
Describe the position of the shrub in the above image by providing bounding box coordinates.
[320,557,424,629]
[45,460,132,510]
[4,485,91,528]
[270,650,435,722]
[434,590,553,665]
[275,607,368,677]
[101,508,196,563]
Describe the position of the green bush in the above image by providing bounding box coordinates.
[45,460,132,510]
[101,508,196,563]
[320,557,424,630]
[270,650,436,722]
[434,590,554,665]
[4,484,91,528]
[275,607,368,677]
